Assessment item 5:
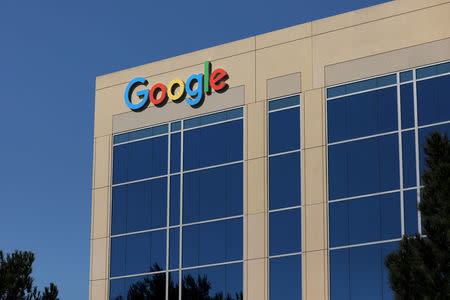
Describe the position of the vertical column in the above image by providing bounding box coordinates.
[303,88,328,300]
[90,135,112,300]
[246,100,267,300]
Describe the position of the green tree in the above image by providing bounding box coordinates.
[0,250,59,300]
[385,131,450,300]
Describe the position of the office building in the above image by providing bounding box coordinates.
[90,0,450,299]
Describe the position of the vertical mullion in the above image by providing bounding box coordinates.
[397,73,405,236]
[412,69,422,235]
[166,131,171,300]
[179,122,184,300]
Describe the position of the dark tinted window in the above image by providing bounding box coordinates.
[111,178,167,235]
[330,242,397,300]
[417,75,450,126]
[183,120,243,171]
[270,255,301,300]
[269,107,300,154]
[329,193,401,247]
[269,208,301,256]
[327,87,397,143]
[182,218,242,267]
[328,134,399,200]
[182,263,242,300]
[183,163,243,224]
[269,152,301,210]
[113,136,168,184]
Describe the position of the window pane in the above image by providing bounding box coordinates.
[329,201,349,248]
[183,164,243,224]
[126,178,167,233]
[269,107,300,154]
[419,123,450,183]
[402,130,416,188]
[125,273,166,299]
[111,185,127,235]
[169,271,179,300]
[404,189,419,236]
[184,120,243,171]
[417,75,450,125]
[328,88,397,143]
[170,133,181,173]
[329,134,399,199]
[169,228,179,269]
[268,95,300,111]
[330,249,349,300]
[113,144,128,184]
[401,83,414,129]
[110,236,126,277]
[127,136,168,182]
[330,193,400,247]
[182,218,242,267]
[121,230,166,276]
[110,278,125,300]
[400,71,413,82]
[269,208,301,256]
[330,243,397,300]
[269,255,301,300]
[170,175,180,226]
[349,245,382,300]
[182,263,242,300]
[327,99,347,143]
[269,152,301,210]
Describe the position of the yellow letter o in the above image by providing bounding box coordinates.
[167,78,185,101]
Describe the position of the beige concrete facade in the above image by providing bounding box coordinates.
[90,0,450,299]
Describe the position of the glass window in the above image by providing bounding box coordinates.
[111,178,167,235]
[183,120,243,171]
[419,123,450,182]
[328,134,399,200]
[330,242,397,300]
[417,75,450,126]
[329,193,400,247]
[169,228,179,269]
[268,95,300,111]
[170,133,181,173]
[113,136,168,184]
[111,185,127,236]
[170,175,180,226]
[269,152,301,210]
[404,189,419,236]
[401,83,414,129]
[270,255,302,300]
[402,130,416,188]
[182,263,242,300]
[171,121,181,132]
[182,218,242,268]
[169,271,179,300]
[110,230,166,277]
[327,87,397,143]
[400,70,413,82]
[183,163,243,224]
[269,107,300,154]
[269,208,301,256]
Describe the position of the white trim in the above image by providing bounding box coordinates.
[328,130,398,146]
[268,148,301,158]
[326,83,397,101]
[329,238,402,251]
[268,104,301,114]
[268,251,302,260]
[413,69,422,235]
[397,73,405,236]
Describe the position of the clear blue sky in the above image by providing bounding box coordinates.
[0,0,389,298]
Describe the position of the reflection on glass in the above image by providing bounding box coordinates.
[182,263,243,300]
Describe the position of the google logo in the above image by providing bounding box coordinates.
[124,61,229,111]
